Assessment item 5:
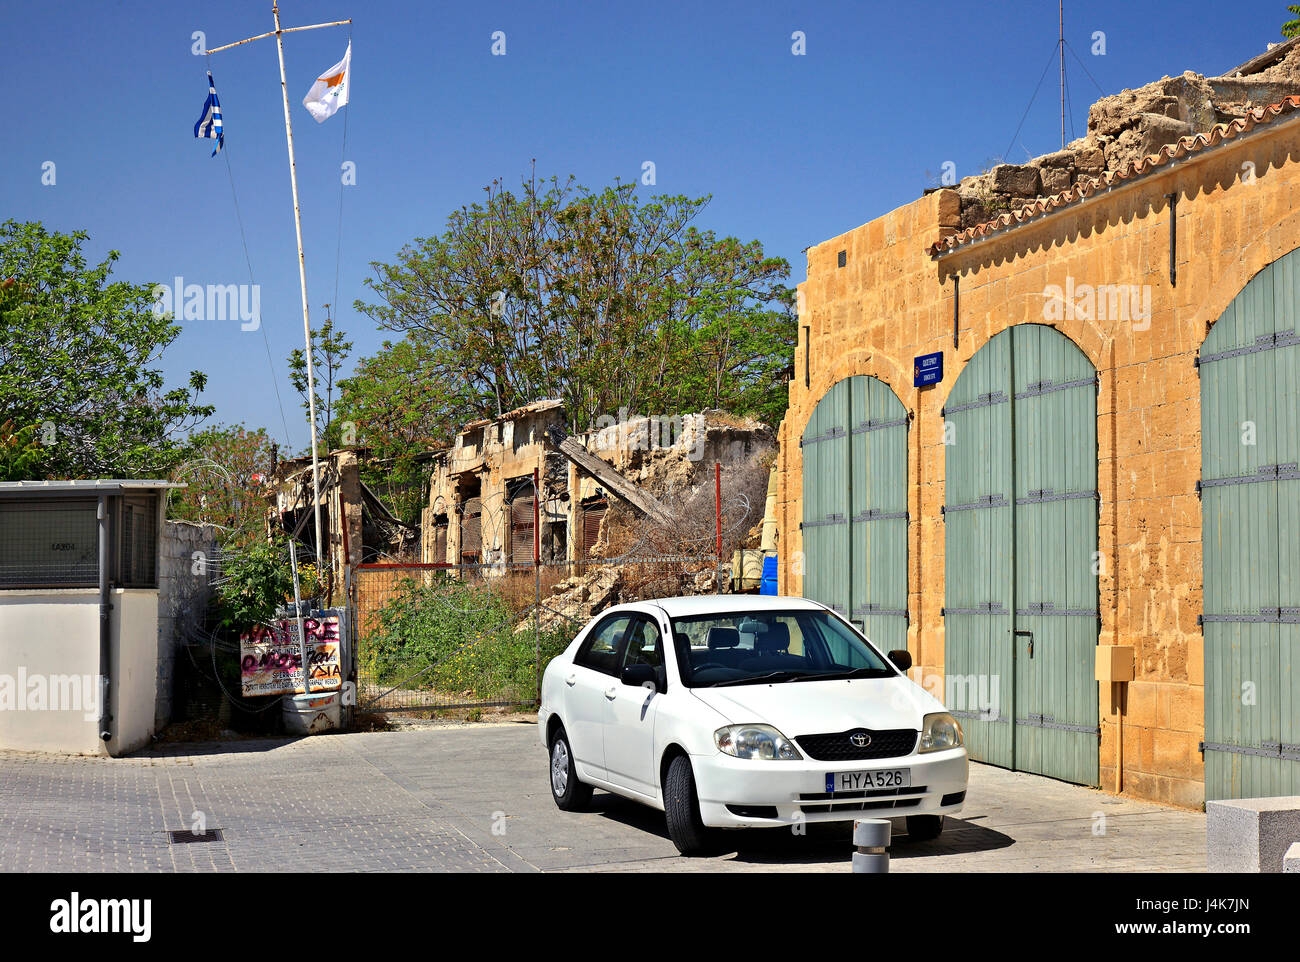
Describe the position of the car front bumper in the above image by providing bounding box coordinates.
[690,746,969,828]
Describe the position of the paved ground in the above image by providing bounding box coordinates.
[0,723,1205,872]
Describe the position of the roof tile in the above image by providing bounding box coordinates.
[927,95,1300,257]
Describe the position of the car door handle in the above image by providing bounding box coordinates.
[604,687,618,700]
[565,674,577,687]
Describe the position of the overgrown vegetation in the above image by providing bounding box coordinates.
[362,576,572,704]
[211,534,324,635]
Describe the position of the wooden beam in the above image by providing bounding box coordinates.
[553,435,675,527]
[1220,36,1300,79]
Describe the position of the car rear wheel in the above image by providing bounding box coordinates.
[664,754,714,856]
[549,727,592,811]
[906,814,944,841]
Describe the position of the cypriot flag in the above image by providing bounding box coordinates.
[302,41,351,123]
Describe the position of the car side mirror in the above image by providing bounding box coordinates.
[621,663,660,692]
[888,649,913,672]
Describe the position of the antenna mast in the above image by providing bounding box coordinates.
[1059,1,1066,149]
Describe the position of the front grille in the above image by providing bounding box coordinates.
[800,798,921,815]
[795,728,917,761]
[799,785,926,801]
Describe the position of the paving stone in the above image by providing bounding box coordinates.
[0,725,1205,873]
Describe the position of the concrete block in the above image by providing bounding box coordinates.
[1207,796,1300,872]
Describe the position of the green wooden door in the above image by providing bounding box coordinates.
[1199,247,1300,800]
[945,324,1100,785]
[801,376,908,651]
[942,331,1015,769]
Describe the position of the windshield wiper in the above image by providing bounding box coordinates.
[793,667,894,682]
[709,671,808,687]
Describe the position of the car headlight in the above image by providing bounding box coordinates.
[714,724,803,760]
[919,712,963,753]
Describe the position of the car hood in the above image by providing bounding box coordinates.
[690,676,943,734]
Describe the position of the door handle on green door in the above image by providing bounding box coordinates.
[1014,629,1034,658]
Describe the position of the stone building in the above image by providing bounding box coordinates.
[776,40,1300,808]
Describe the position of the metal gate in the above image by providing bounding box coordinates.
[943,324,1100,785]
[1199,247,1300,799]
[349,562,546,712]
[801,375,909,651]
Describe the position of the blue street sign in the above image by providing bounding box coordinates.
[914,351,943,388]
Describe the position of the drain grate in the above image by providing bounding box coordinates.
[168,829,224,844]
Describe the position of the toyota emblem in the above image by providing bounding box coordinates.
[849,732,871,747]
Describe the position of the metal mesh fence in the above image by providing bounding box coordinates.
[0,495,160,589]
[0,499,99,587]
[348,464,767,714]
[349,554,726,713]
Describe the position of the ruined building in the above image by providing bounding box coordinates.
[421,400,775,572]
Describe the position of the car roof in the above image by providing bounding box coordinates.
[610,595,827,619]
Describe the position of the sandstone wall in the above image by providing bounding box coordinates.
[778,110,1300,808]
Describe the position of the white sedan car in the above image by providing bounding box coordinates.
[538,595,968,855]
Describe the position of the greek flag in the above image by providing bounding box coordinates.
[194,70,223,156]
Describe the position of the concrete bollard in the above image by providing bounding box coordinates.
[852,818,890,873]
[1285,842,1300,874]
[1207,796,1300,872]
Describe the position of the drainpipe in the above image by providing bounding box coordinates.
[97,495,113,744]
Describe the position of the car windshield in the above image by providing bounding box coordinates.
[668,608,896,688]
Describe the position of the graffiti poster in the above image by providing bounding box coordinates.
[239,613,344,697]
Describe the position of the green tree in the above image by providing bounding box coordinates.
[339,337,459,458]
[0,221,212,478]
[287,310,352,453]
[1285,5,1300,37]
[211,533,324,635]
[169,423,278,547]
[0,420,45,482]
[354,175,792,443]
[336,336,452,524]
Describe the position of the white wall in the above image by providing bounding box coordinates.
[0,588,159,755]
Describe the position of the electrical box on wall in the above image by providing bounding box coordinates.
[1095,645,1134,683]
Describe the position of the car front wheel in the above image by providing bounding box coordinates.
[549,726,593,811]
[906,814,945,841]
[663,754,714,856]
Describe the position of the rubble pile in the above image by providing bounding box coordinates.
[942,40,1300,230]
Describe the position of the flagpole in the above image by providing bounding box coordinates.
[272,1,326,589]
[204,4,351,598]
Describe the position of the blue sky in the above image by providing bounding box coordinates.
[1,1,1288,453]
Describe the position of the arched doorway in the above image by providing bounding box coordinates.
[943,324,1100,785]
[1199,246,1300,799]
[800,375,908,651]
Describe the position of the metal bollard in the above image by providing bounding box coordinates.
[852,818,890,873]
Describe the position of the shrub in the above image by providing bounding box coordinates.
[363,575,572,703]
[211,534,324,635]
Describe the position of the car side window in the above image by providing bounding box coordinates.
[622,618,663,670]
[574,615,632,676]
